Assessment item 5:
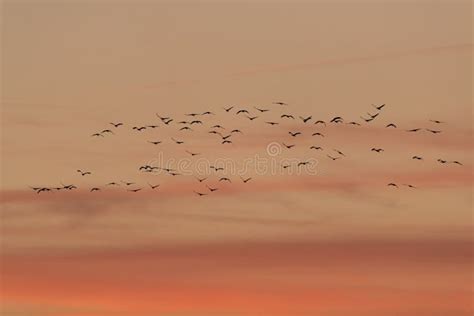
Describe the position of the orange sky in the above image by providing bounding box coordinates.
[1,1,472,315]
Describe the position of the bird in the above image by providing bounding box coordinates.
[121,181,135,186]
[312,132,324,137]
[437,159,447,164]
[288,131,301,137]
[211,166,224,171]
[219,177,231,182]
[371,148,384,153]
[90,187,101,192]
[91,133,104,137]
[211,125,225,129]
[194,191,207,196]
[402,184,417,188]
[190,120,203,125]
[281,114,295,119]
[180,126,193,131]
[386,123,397,128]
[177,121,189,124]
[185,113,200,117]
[367,112,379,119]
[273,102,288,105]
[106,182,120,186]
[299,116,312,123]
[110,122,123,128]
[186,150,200,156]
[77,170,91,176]
[347,122,361,126]
[310,146,323,150]
[406,128,421,132]
[147,125,159,128]
[236,109,249,115]
[206,185,218,192]
[449,161,463,165]
[360,116,374,123]
[327,155,340,161]
[314,120,326,126]
[430,120,444,124]
[387,183,398,188]
[240,176,252,183]
[297,161,310,167]
[162,118,173,125]
[283,143,295,149]
[230,129,242,134]
[372,104,386,110]
[36,187,52,194]
[426,129,442,134]
[223,106,234,112]
[412,156,423,160]
[195,176,207,183]
[171,138,184,144]
[132,126,147,131]
[128,188,143,193]
[254,106,269,113]
[201,111,214,115]
[330,117,343,123]
[148,141,162,145]
[333,149,345,156]
[282,164,291,169]
[209,130,222,135]
[246,115,259,121]
[222,140,232,144]
[265,122,279,125]
[149,183,160,189]
[100,129,114,135]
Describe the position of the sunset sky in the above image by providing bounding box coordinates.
[1,1,472,316]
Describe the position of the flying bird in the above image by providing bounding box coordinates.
[312,132,324,137]
[283,143,295,149]
[289,131,301,137]
[430,120,444,124]
[219,177,231,182]
[171,138,184,144]
[254,106,269,113]
[236,109,249,115]
[265,122,279,125]
[149,183,160,189]
[371,148,384,153]
[333,149,345,156]
[110,122,123,128]
[206,185,218,192]
[406,128,421,132]
[273,102,288,105]
[281,114,295,119]
[246,115,259,121]
[372,104,386,110]
[128,188,143,193]
[387,183,398,188]
[186,150,200,156]
[194,191,207,196]
[148,141,162,145]
[195,176,207,183]
[240,176,252,183]
[412,156,423,160]
[425,129,442,134]
[90,187,101,192]
[386,123,397,128]
[327,155,340,161]
[77,170,91,176]
[314,120,326,126]
[347,122,361,126]
[299,116,312,123]
[223,106,234,112]
[310,146,323,150]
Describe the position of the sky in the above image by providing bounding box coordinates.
[1,1,473,316]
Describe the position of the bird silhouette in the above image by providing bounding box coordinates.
[90,187,101,192]
[254,107,269,113]
[299,116,312,123]
[347,122,361,126]
[402,184,416,188]
[206,185,218,192]
[147,125,159,128]
[230,129,242,134]
[201,111,214,115]
[223,106,234,112]
[149,183,160,189]
[327,155,340,161]
[186,150,200,156]
[386,123,397,128]
[425,129,442,134]
[406,128,421,132]
[297,161,310,167]
[265,121,279,125]
[180,126,193,131]
[132,126,147,131]
[240,176,252,183]
[273,102,288,105]
[281,114,295,119]
[222,140,232,144]
[128,188,143,192]
[449,161,463,165]
[430,120,444,124]
[333,149,345,156]
[190,120,203,125]
[121,181,135,186]
[387,183,398,188]
[314,120,326,126]
[330,117,343,123]
[283,143,295,149]
[412,156,423,160]
[371,148,384,153]
[312,132,324,137]
[106,182,120,186]
[246,115,259,121]
[195,176,207,183]
[148,141,162,145]
[77,170,91,176]
[236,109,249,115]
[289,131,301,137]
[171,138,184,144]
[194,191,207,196]
[91,133,104,137]
[110,122,123,128]
[219,177,231,182]
[310,146,323,150]
[99,129,113,135]
[372,104,386,110]
[211,125,225,129]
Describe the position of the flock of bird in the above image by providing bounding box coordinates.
[30,102,464,195]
